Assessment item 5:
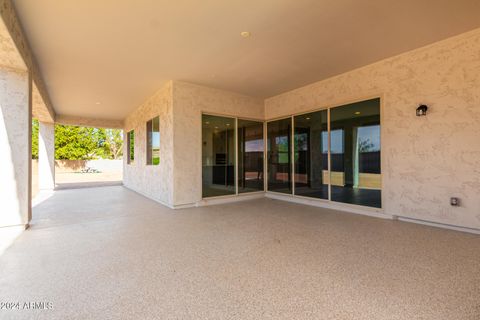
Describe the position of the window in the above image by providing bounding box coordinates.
[146,116,160,165]
[127,130,134,164]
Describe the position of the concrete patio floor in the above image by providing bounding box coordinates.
[1,186,479,319]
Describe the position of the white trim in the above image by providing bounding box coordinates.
[265,191,390,220]
[397,216,480,235]
[196,192,265,207]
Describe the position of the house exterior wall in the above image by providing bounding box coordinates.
[171,81,264,207]
[265,28,480,229]
[123,81,174,207]
[122,28,480,231]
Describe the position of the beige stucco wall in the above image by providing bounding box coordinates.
[265,28,480,229]
[0,68,31,228]
[123,82,174,207]
[171,81,264,207]
[122,28,480,230]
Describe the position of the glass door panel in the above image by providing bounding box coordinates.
[294,110,328,199]
[267,118,292,194]
[329,98,381,208]
[238,119,264,193]
[202,114,236,198]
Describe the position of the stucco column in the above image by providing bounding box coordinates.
[0,68,32,229]
[38,121,55,190]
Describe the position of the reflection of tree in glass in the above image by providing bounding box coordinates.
[358,138,375,153]
[295,133,308,151]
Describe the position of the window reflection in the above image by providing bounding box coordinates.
[294,110,328,199]
[202,115,236,197]
[329,98,381,208]
[267,118,292,194]
[238,119,264,193]
[146,116,160,165]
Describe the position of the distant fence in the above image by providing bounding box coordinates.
[55,159,123,173]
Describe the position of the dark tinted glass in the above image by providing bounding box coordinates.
[267,118,292,194]
[329,98,381,208]
[202,115,236,197]
[294,110,328,199]
[238,119,264,193]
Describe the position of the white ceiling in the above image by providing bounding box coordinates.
[13,0,480,121]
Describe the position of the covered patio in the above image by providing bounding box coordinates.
[1,1,480,319]
[1,186,479,319]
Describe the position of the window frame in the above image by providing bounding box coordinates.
[146,116,160,166]
[127,130,135,165]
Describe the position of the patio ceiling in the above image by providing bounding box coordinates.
[13,0,480,121]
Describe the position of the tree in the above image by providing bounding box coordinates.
[54,125,106,160]
[358,138,375,153]
[104,129,123,159]
[32,119,39,159]
[32,122,123,160]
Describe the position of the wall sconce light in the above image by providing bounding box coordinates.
[450,197,460,206]
[416,104,428,116]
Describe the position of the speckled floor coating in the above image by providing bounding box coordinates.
[1,186,479,320]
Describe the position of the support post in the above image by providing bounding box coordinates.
[0,68,32,229]
[38,121,55,190]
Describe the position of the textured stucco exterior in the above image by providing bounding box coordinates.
[171,81,264,206]
[38,121,55,190]
[123,82,174,207]
[265,28,480,229]
[0,68,31,228]
[122,28,480,231]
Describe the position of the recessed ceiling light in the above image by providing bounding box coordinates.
[240,31,251,38]
[355,111,361,115]
[306,117,310,120]
[95,102,101,105]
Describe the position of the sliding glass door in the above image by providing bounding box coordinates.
[294,110,328,199]
[202,98,381,207]
[202,115,264,198]
[266,98,381,208]
[267,118,292,194]
[202,115,236,197]
[330,98,381,207]
[238,119,264,193]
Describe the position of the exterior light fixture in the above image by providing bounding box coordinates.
[240,31,251,38]
[450,197,460,206]
[354,111,361,115]
[306,117,310,120]
[416,104,428,116]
